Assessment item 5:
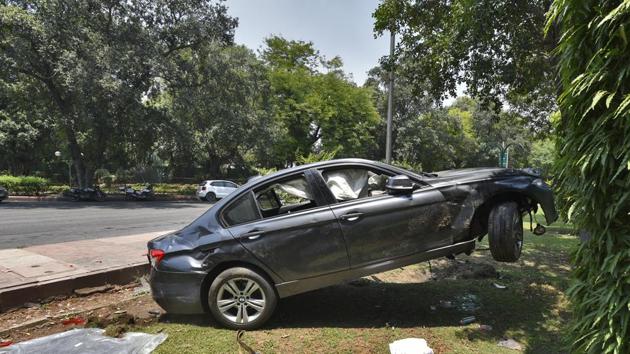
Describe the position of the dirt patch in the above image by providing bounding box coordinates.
[348,258,498,287]
[0,281,162,345]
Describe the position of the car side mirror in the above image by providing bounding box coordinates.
[385,175,417,195]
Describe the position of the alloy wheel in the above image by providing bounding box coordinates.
[216,277,266,325]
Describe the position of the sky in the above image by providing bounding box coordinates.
[224,0,389,86]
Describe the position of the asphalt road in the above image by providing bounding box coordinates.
[0,200,211,249]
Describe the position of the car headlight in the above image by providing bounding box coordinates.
[532,178,550,189]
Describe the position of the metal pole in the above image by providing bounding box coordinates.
[385,29,395,164]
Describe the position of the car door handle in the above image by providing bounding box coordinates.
[239,230,265,240]
[339,212,364,222]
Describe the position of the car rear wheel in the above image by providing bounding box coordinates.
[208,267,277,330]
[205,192,217,202]
[488,202,523,262]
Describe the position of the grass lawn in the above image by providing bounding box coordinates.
[141,217,577,353]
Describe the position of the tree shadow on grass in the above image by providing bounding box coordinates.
[162,275,568,353]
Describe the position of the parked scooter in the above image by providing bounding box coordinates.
[119,184,155,201]
[64,185,106,201]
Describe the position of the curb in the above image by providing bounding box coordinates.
[0,263,149,312]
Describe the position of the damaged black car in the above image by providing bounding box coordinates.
[148,159,557,329]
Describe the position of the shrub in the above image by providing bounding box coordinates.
[547,1,630,352]
[0,175,49,195]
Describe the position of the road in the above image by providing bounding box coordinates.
[0,200,211,249]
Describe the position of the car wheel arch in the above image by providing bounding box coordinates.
[200,261,278,313]
[470,191,535,240]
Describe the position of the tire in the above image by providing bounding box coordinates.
[208,267,277,330]
[95,192,106,202]
[488,202,523,262]
[205,192,217,203]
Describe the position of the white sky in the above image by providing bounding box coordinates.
[225,0,389,86]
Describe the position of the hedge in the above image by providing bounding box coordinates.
[0,175,49,195]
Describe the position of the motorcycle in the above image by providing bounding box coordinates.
[64,186,106,201]
[119,184,155,201]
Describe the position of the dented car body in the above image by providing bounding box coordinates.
[148,159,557,328]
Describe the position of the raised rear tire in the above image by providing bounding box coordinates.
[208,267,277,330]
[488,202,523,262]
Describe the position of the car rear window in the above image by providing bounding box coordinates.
[223,192,261,226]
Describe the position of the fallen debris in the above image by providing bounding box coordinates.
[61,317,86,326]
[478,324,493,331]
[236,330,258,354]
[455,294,480,312]
[498,338,524,351]
[389,338,434,354]
[74,285,114,297]
[0,328,167,353]
[459,316,476,325]
[493,282,508,289]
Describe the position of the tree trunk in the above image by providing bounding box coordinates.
[64,126,87,188]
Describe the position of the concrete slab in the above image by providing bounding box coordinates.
[0,230,172,311]
[0,250,74,278]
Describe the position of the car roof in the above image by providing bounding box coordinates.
[243,158,411,188]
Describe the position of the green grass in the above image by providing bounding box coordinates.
[140,223,578,354]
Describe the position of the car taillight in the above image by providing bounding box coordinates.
[201,186,206,191]
[149,249,165,268]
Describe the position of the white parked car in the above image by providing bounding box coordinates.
[197,180,238,202]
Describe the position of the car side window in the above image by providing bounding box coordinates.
[254,174,318,218]
[321,167,392,201]
[223,192,261,226]
[226,182,237,188]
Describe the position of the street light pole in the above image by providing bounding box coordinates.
[385,29,395,164]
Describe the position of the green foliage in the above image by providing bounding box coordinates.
[0,0,236,187]
[547,1,630,352]
[263,36,381,166]
[0,175,49,195]
[529,138,556,176]
[373,0,557,130]
[296,147,340,165]
[146,184,197,196]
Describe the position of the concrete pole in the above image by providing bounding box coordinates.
[385,29,395,164]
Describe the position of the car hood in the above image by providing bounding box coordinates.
[426,167,539,183]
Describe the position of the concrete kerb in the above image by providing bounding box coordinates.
[0,263,149,312]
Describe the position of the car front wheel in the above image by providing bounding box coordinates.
[488,201,523,262]
[208,267,277,330]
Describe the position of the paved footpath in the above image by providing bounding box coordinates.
[0,230,173,310]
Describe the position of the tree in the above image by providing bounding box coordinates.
[373,0,558,131]
[262,36,381,166]
[547,1,630,352]
[0,74,56,175]
[0,0,236,187]
[157,43,272,178]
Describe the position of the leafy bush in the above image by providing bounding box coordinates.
[0,175,49,195]
[149,183,197,195]
[47,185,71,194]
[547,1,630,353]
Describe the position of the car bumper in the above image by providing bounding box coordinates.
[149,268,207,314]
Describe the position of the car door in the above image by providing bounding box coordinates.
[222,170,349,281]
[217,181,229,197]
[316,166,452,268]
[224,181,238,196]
